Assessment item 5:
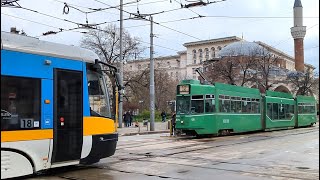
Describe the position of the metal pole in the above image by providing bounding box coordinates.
[118,0,123,128]
[150,16,155,131]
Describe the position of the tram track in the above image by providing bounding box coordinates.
[123,128,317,158]
[29,127,318,180]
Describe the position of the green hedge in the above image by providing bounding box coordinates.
[133,110,172,122]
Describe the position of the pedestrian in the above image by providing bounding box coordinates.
[123,112,128,127]
[125,111,131,127]
[161,110,166,122]
[171,111,176,136]
[129,111,133,127]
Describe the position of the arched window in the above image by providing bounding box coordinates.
[167,61,170,67]
[157,62,161,68]
[211,47,215,58]
[218,46,222,50]
[193,49,197,64]
[205,48,209,60]
[199,49,203,63]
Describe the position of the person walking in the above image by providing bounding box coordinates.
[161,111,166,122]
[129,111,133,127]
[123,112,127,127]
[171,111,176,136]
[125,111,131,127]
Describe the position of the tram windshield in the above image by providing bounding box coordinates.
[176,96,190,114]
[87,66,111,118]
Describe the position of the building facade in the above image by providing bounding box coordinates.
[124,0,316,97]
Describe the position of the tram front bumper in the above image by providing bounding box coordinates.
[80,133,118,164]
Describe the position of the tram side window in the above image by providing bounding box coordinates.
[279,104,286,119]
[191,95,204,114]
[267,103,272,118]
[87,69,111,118]
[300,103,316,114]
[251,99,260,114]
[205,95,215,113]
[272,103,279,120]
[298,104,304,114]
[1,76,41,131]
[219,95,230,113]
[308,104,316,113]
[242,98,251,113]
[285,104,294,119]
[230,96,242,113]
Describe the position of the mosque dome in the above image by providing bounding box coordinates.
[219,41,268,57]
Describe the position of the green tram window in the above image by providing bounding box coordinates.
[176,96,190,114]
[230,96,242,113]
[272,103,279,120]
[219,95,230,113]
[298,103,316,114]
[267,103,272,118]
[1,76,41,131]
[191,95,204,114]
[267,103,294,120]
[279,104,285,119]
[205,95,215,113]
[242,98,252,113]
[285,104,294,119]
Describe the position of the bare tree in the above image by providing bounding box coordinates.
[287,68,318,95]
[80,24,145,116]
[124,68,177,113]
[205,50,257,86]
[250,50,280,93]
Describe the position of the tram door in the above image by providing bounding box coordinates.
[52,69,83,163]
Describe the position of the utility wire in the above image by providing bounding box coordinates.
[154,21,202,40]
[273,24,319,47]
[2,12,64,30]
[172,0,203,17]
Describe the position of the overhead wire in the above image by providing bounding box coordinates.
[3,1,318,66]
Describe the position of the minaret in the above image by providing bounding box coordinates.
[291,0,306,72]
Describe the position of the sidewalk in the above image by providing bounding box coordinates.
[116,121,170,136]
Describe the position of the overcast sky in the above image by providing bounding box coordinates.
[1,0,319,71]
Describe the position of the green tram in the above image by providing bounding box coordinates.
[175,79,317,136]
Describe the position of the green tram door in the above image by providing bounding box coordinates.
[52,69,83,163]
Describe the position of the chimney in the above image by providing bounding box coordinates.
[10,27,19,34]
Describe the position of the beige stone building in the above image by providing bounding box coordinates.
[124,0,316,96]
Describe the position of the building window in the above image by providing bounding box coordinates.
[192,68,196,74]
[1,76,41,131]
[167,61,170,67]
[211,47,215,58]
[218,46,222,51]
[170,72,173,76]
[193,49,197,64]
[130,65,133,70]
[138,64,141,70]
[157,62,161,68]
[199,49,203,64]
[205,48,209,60]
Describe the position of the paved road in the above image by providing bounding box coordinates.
[28,124,319,180]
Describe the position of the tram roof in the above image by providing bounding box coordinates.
[1,31,100,63]
[266,90,293,99]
